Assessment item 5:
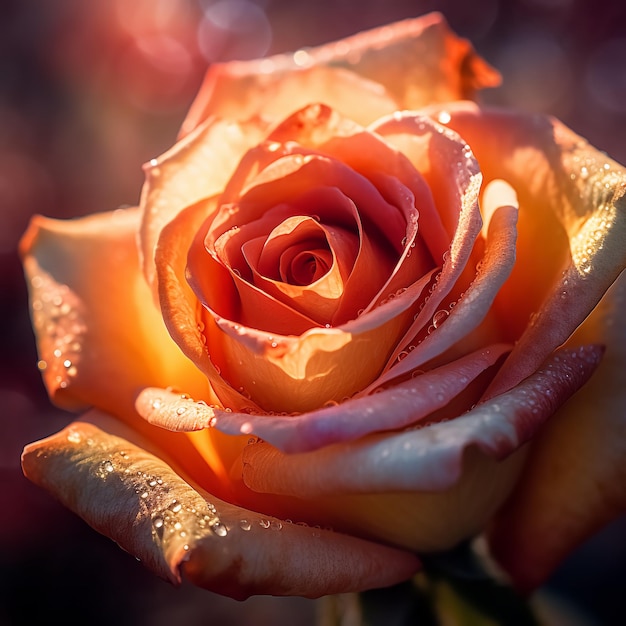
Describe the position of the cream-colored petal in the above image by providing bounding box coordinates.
[240,346,602,551]
[140,116,268,293]
[19,208,210,416]
[22,415,420,599]
[489,272,626,591]
[180,13,499,135]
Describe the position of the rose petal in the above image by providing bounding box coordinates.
[489,273,626,591]
[22,415,420,599]
[140,116,268,293]
[180,13,499,136]
[202,343,510,452]
[361,182,518,392]
[242,345,602,495]
[234,345,602,551]
[157,193,416,413]
[155,198,260,411]
[19,208,210,414]
[424,103,626,396]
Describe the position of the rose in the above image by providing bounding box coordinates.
[20,13,626,599]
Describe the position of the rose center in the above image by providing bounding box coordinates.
[283,245,332,285]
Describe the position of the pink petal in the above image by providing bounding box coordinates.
[362,181,518,392]
[203,344,510,452]
[22,415,419,599]
[242,345,603,496]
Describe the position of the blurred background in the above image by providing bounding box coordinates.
[1,0,625,624]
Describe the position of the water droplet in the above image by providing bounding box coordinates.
[170,501,182,514]
[270,520,282,531]
[211,521,228,537]
[67,430,81,444]
[176,406,187,416]
[437,111,451,124]
[432,309,449,329]
[239,519,251,531]
[103,460,114,473]
[259,519,271,529]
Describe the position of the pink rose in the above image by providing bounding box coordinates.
[21,13,626,599]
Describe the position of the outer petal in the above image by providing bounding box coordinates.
[140,115,269,293]
[21,414,420,599]
[426,103,626,396]
[240,345,603,551]
[19,208,210,415]
[180,13,499,136]
[489,273,626,591]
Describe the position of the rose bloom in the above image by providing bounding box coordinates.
[21,14,626,600]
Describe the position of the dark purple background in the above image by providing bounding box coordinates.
[2,0,625,624]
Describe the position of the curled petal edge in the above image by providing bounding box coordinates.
[241,344,604,497]
[136,343,511,453]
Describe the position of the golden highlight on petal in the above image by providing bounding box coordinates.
[19,208,211,416]
[180,13,500,136]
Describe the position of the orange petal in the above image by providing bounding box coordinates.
[19,208,210,415]
[425,103,626,396]
[489,274,626,591]
[155,199,259,412]
[180,13,499,136]
[22,415,420,599]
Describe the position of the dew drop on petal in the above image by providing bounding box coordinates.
[211,521,228,537]
[67,430,81,444]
